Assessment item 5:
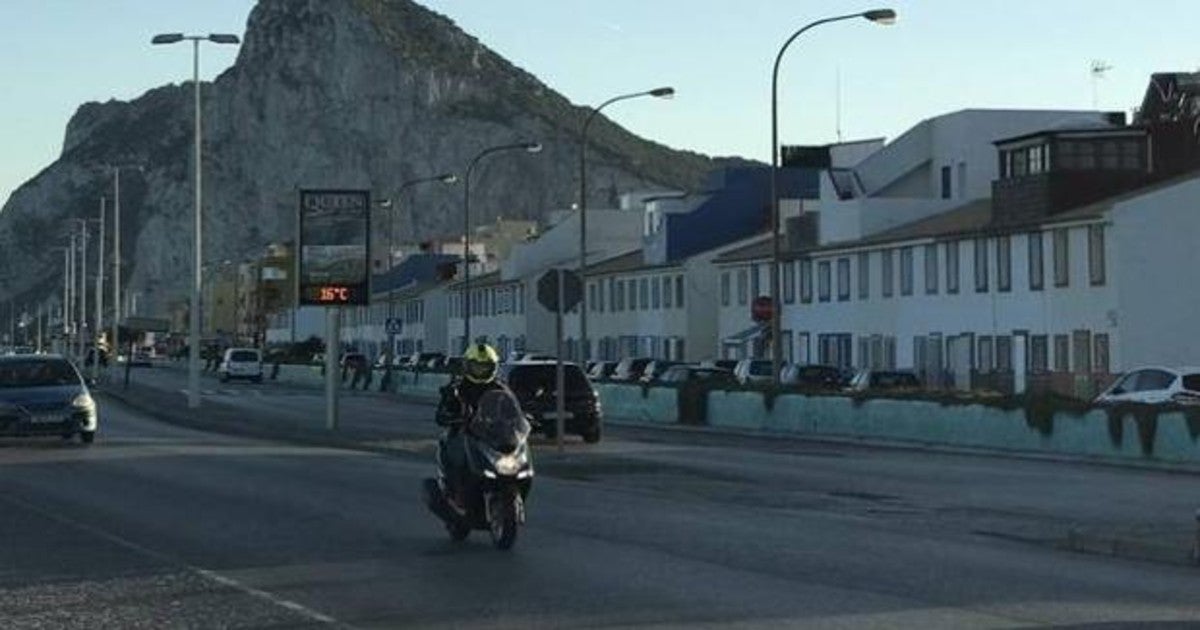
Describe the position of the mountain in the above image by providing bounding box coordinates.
[0,0,720,316]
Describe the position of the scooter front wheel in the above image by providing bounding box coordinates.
[488,489,520,550]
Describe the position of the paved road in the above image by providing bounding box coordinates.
[2,391,1200,627]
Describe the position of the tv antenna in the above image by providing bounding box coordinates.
[1090,60,1112,109]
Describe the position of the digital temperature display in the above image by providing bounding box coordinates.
[296,189,371,307]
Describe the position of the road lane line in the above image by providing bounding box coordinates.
[0,492,353,629]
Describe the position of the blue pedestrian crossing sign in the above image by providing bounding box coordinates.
[385,317,403,335]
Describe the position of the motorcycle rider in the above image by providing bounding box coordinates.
[435,343,508,509]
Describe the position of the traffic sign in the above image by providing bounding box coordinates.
[537,269,583,313]
[385,317,403,335]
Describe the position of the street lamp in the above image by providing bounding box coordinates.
[103,164,144,356]
[769,9,895,385]
[577,86,674,361]
[153,32,240,409]
[378,172,457,390]
[462,142,542,349]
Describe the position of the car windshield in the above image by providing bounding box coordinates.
[506,364,590,393]
[230,351,258,362]
[470,389,531,450]
[0,359,80,388]
[748,361,773,376]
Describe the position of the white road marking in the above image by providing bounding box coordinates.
[0,493,352,629]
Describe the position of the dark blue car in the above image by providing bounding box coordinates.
[0,355,98,444]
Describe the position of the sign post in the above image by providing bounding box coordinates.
[537,269,583,453]
[296,189,371,432]
[325,308,339,430]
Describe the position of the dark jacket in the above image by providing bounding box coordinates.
[436,377,508,426]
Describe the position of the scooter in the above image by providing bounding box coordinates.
[422,389,534,550]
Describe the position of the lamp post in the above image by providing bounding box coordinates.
[577,86,674,361]
[378,172,457,389]
[152,32,240,408]
[462,142,542,349]
[769,9,895,385]
[106,164,143,355]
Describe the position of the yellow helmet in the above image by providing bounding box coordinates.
[463,343,500,384]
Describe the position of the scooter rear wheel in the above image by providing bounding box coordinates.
[445,519,470,542]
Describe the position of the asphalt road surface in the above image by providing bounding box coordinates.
[2,395,1200,628]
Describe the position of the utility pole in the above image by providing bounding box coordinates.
[94,197,106,379]
[67,232,76,356]
[77,220,88,361]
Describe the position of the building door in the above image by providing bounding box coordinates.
[947,334,973,391]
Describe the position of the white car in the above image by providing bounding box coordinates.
[219,348,264,383]
[733,359,775,385]
[1093,366,1200,405]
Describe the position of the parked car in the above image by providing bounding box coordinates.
[639,360,682,384]
[587,360,618,381]
[0,354,98,444]
[658,365,737,386]
[700,359,739,372]
[781,364,850,389]
[407,352,445,370]
[733,359,775,384]
[501,360,602,443]
[117,350,153,367]
[219,348,264,383]
[610,357,653,382]
[845,369,922,393]
[1094,366,1200,405]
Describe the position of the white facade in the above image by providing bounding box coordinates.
[1112,175,1200,367]
[718,213,1119,386]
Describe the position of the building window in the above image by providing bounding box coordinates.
[663,276,673,309]
[924,244,938,295]
[1028,144,1045,174]
[945,241,959,294]
[750,264,760,298]
[783,262,796,304]
[614,279,625,311]
[857,252,869,300]
[1072,330,1092,375]
[1028,232,1044,291]
[675,275,684,308]
[978,336,994,373]
[836,258,851,301]
[800,259,813,303]
[817,261,831,302]
[1054,334,1070,372]
[997,235,1012,293]
[639,278,650,310]
[628,278,638,310]
[588,283,598,312]
[652,277,662,309]
[881,250,894,298]
[1094,333,1110,373]
[737,268,748,305]
[721,272,731,306]
[1053,228,1070,287]
[1030,335,1048,374]
[996,335,1012,371]
[899,247,914,296]
[940,165,952,199]
[597,281,605,312]
[1088,225,1106,286]
[974,237,989,292]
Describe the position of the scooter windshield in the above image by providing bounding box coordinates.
[471,389,531,451]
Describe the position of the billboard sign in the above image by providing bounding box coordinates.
[296,189,371,307]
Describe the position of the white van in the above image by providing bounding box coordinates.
[219,348,264,383]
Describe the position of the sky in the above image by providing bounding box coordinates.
[2,0,1199,207]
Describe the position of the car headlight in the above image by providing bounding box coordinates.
[493,454,522,476]
[71,393,95,411]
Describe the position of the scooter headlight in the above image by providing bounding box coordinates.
[494,454,522,476]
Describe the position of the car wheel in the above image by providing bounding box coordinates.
[582,424,602,444]
[80,431,96,445]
